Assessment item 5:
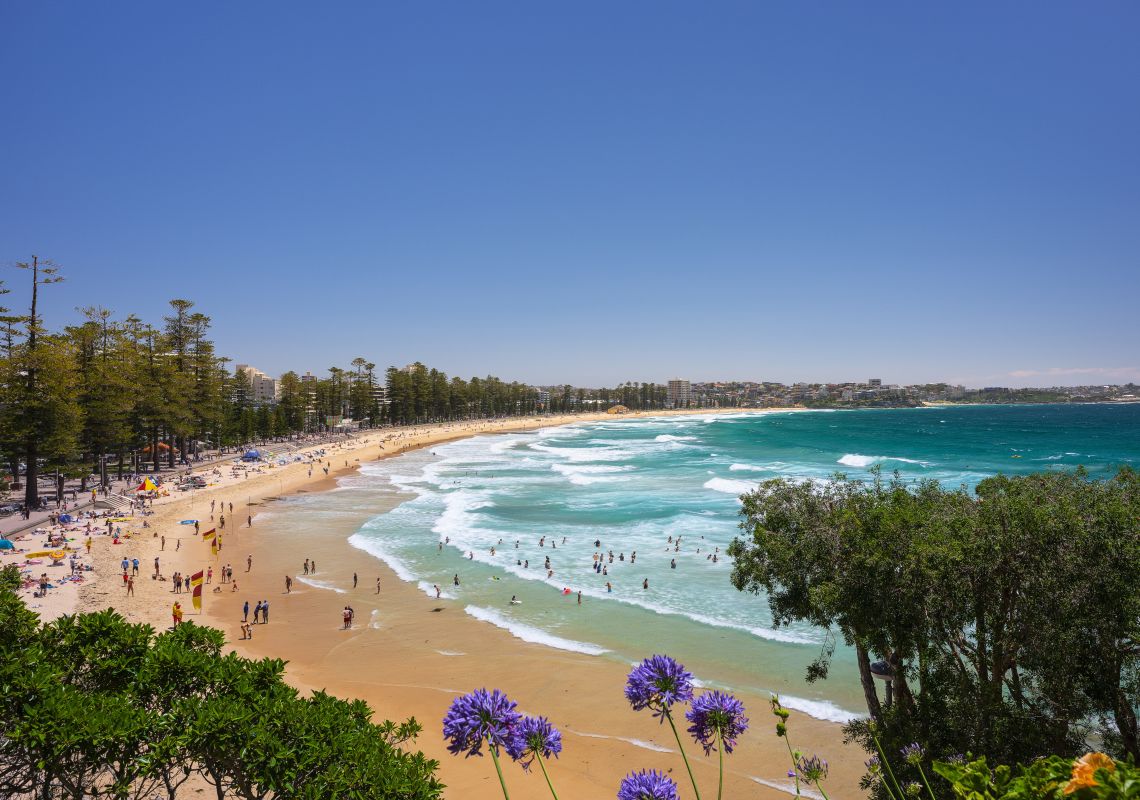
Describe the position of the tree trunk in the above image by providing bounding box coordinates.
[152,429,160,472]
[1116,686,1140,761]
[856,641,883,720]
[24,440,38,509]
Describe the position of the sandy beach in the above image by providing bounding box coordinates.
[42,410,865,799]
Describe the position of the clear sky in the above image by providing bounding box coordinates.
[2,3,1138,388]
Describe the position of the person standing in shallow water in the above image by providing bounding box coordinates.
[643,578,649,590]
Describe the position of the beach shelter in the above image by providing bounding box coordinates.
[0,539,14,550]
[242,450,261,461]
[137,477,158,492]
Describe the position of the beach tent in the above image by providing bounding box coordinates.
[242,450,261,461]
[137,478,158,492]
[58,513,73,524]
[0,539,14,550]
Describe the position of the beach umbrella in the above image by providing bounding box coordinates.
[0,539,14,550]
[137,477,158,492]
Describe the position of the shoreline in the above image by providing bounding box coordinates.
[60,408,864,798]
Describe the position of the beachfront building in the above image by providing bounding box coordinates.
[868,378,882,388]
[235,364,279,405]
[667,379,691,409]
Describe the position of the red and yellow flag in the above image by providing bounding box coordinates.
[211,534,220,557]
[201,528,216,542]
[190,570,204,612]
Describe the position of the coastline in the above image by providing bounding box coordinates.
[64,408,864,798]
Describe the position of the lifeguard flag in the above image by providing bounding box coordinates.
[190,570,204,612]
[201,528,216,542]
[211,535,220,557]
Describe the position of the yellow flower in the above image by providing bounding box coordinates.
[1064,752,1115,794]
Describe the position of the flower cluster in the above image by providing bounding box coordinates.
[442,688,521,757]
[901,741,925,766]
[795,753,829,782]
[617,769,681,800]
[624,655,694,719]
[685,690,749,754]
[505,715,562,772]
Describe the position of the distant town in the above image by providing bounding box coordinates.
[236,363,1139,420]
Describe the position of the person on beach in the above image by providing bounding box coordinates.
[285,575,292,593]
[577,590,582,605]
[219,515,225,530]
[126,576,134,596]
[434,584,441,598]
[247,554,252,571]
[342,606,353,629]
[194,521,200,535]
[303,559,309,575]
[261,600,268,622]
[606,581,612,593]
[160,535,164,551]
[85,537,92,554]
[154,556,160,577]
[247,515,252,527]
[353,572,357,589]
[240,621,251,640]
[453,574,460,586]
[311,560,316,573]
[243,600,250,622]
[172,601,183,627]
[643,578,649,590]
[231,580,239,592]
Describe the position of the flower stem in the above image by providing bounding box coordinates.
[868,728,904,800]
[814,779,832,800]
[782,735,801,796]
[665,708,702,800]
[489,745,511,800]
[917,763,938,800]
[537,755,561,800]
[716,729,724,800]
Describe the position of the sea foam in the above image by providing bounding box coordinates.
[838,453,929,468]
[703,477,760,495]
[463,606,609,656]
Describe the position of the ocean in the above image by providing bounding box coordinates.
[306,404,1140,722]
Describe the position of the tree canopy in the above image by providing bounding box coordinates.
[728,467,1140,793]
[0,588,443,799]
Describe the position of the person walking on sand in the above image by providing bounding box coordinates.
[243,600,249,622]
[342,606,353,629]
[126,575,135,596]
[85,537,92,554]
[353,572,358,589]
[160,535,165,551]
[375,577,381,594]
[172,601,183,627]
[261,600,269,622]
[247,515,252,528]
[285,575,292,593]
[247,554,252,572]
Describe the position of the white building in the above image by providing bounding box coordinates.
[235,364,278,405]
[667,379,691,408]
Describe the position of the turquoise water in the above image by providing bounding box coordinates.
[333,404,1139,721]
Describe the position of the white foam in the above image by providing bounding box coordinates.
[435,650,465,657]
[295,576,347,594]
[750,776,824,799]
[566,729,674,753]
[463,605,609,655]
[347,532,420,583]
[729,463,768,472]
[417,580,454,599]
[704,477,760,495]
[369,609,382,629]
[654,434,697,442]
[838,454,929,468]
[780,694,861,723]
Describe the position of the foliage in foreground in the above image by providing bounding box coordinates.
[0,589,442,799]
[728,466,1140,793]
[442,652,1140,799]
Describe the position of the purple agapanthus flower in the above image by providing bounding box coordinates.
[442,688,521,757]
[795,754,829,782]
[505,714,562,771]
[625,655,695,719]
[617,769,681,800]
[685,690,749,754]
[901,742,925,766]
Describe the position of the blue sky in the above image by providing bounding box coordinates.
[2,3,1137,387]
